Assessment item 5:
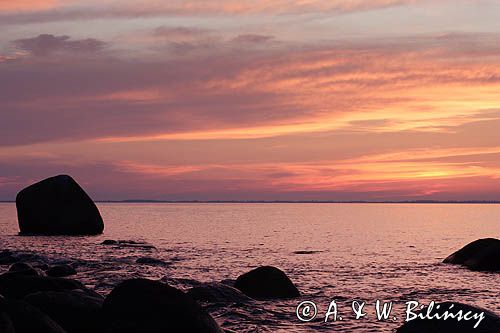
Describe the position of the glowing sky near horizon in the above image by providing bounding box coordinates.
[1,0,500,200]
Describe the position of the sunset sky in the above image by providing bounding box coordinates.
[1,0,500,201]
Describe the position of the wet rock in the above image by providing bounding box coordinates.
[16,175,104,235]
[3,298,67,333]
[46,265,77,278]
[101,240,156,250]
[135,257,167,265]
[443,238,500,272]
[103,278,224,333]
[0,274,85,299]
[25,290,104,333]
[0,250,43,266]
[396,302,500,333]
[234,266,300,299]
[187,283,253,304]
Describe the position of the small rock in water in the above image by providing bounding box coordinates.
[101,240,156,250]
[16,174,104,235]
[293,250,322,255]
[103,278,224,333]
[101,240,118,245]
[443,238,500,272]
[234,266,300,300]
[46,265,77,278]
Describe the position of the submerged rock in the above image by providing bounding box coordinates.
[25,290,104,333]
[443,238,500,272]
[46,265,77,278]
[103,278,224,333]
[187,282,253,304]
[0,274,84,299]
[396,302,500,333]
[16,175,104,235]
[234,266,300,299]
[135,257,167,265]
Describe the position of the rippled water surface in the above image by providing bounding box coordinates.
[0,203,499,332]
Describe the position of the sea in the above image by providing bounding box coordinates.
[0,203,499,332]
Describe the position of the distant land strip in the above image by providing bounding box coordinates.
[2,200,500,204]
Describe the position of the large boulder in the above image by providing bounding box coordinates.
[103,278,224,333]
[397,302,500,333]
[25,290,104,333]
[1,295,67,333]
[234,266,300,299]
[0,274,85,299]
[16,175,104,235]
[443,238,500,272]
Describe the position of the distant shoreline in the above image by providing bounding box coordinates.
[2,200,500,204]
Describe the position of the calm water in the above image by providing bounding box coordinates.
[0,203,499,332]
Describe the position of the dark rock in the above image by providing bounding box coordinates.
[7,263,44,277]
[101,240,156,250]
[46,265,77,278]
[0,274,84,299]
[25,290,104,333]
[396,302,500,333]
[187,283,253,304]
[101,240,118,245]
[3,298,67,333]
[234,266,300,299]
[135,257,167,265]
[103,278,224,333]
[443,238,500,272]
[0,250,44,266]
[16,175,104,235]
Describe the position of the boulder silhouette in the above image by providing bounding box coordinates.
[0,274,85,299]
[16,175,104,235]
[397,302,500,333]
[1,295,67,333]
[234,266,300,299]
[103,278,223,333]
[25,290,104,333]
[443,238,500,272]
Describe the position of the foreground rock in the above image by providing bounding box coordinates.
[187,282,253,304]
[16,175,104,235]
[234,266,300,299]
[6,263,45,277]
[0,274,85,299]
[25,290,104,333]
[397,302,500,333]
[443,238,500,272]
[0,295,67,333]
[103,278,223,333]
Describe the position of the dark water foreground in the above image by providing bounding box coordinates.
[1,203,499,332]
